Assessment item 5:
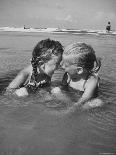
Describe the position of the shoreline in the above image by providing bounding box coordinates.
[0,27,116,35]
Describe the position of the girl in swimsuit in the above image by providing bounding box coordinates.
[6,38,63,97]
[51,42,103,110]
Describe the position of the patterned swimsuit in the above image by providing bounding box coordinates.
[25,72,51,93]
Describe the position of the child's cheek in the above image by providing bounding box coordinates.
[65,67,76,74]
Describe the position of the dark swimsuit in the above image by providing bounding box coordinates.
[106,25,111,31]
[25,73,51,93]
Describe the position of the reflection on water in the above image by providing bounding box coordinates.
[0,32,116,155]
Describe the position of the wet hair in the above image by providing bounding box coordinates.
[32,38,63,58]
[31,38,63,74]
[64,42,101,73]
[29,39,63,90]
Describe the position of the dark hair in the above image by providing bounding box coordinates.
[30,39,63,88]
[64,42,101,73]
[32,38,63,58]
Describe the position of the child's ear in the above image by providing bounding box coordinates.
[77,67,83,74]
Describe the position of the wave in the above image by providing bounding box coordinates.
[0,27,116,35]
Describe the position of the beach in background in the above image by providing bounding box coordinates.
[0,31,116,155]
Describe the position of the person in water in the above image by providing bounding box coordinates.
[6,38,63,97]
[51,42,103,110]
[106,21,111,32]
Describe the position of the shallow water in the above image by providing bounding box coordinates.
[0,31,116,155]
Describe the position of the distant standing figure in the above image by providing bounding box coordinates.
[106,21,111,32]
[24,25,26,29]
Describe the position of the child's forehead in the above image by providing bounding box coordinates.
[63,54,80,61]
[62,55,77,65]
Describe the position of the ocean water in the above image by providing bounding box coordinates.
[0,31,116,155]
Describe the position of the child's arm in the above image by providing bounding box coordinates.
[6,65,32,91]
[70,76,99,110]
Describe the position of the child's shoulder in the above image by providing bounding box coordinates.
[85,73,99,88]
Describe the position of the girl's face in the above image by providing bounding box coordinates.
[39,53,62,76]
[62,55,79,77]
[47,53,62,68]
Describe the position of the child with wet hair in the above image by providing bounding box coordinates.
[6,38,63,97]
[51,42,103,110]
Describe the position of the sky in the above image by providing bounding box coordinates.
[0,0,116,30]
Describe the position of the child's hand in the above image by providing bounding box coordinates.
[51,87,71,103]
[82,98,104,109]
[14,87,29,97]
[51,87,61,94]
[67,99,104,113]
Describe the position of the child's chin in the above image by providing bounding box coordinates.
[14,87,29,97]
